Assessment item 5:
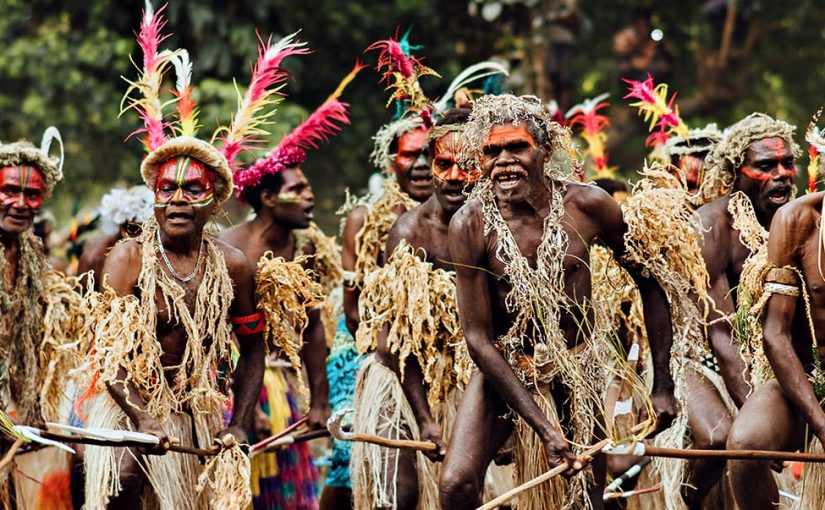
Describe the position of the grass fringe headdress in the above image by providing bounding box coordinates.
[698,112,800,203]
[459,94,581,180]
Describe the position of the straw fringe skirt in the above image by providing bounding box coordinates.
[82,393,219,510]
[350,356,439,510]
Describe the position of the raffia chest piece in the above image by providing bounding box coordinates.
[763,266,801,297]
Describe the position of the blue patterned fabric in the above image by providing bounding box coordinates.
[323,315,363,488]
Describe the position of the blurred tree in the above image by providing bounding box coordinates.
[0,0,823,231]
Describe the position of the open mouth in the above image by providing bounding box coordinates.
[492,168,528,190]
[304,205,315,220]
[767,186,791,205]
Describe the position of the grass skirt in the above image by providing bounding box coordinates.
[512,390,579,510]
[82,393,218,510]
[350,356,438,510]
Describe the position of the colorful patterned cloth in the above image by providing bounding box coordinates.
[324,316,362,488]
[251,366,319,510]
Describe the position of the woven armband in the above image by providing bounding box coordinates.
[763,267,800,297]
[231,311,265,336]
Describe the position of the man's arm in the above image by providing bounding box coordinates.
[342,207,366,336]
[449,205,577,467]
[226,249,266,442]
[762,206,825,444]
[101,241,170,454]
[594,189,678,432]
[301,307,330,428]
[699,217,750,407]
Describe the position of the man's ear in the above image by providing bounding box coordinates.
[260,188,278,208]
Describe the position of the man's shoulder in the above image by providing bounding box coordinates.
[392,201,429,239]
[213,237,252,276]
[107,237,141,262]
[697,195,732,235]
[218,221,250,248]
[771,192,821,237]
[450,198,483,230]
[565,181,618,219]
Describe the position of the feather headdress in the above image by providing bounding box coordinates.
[366,28,440,121]
[121,0,174,152]
[623,74,689,148]
[123,2,306,205]
[432,61,508,115]
[566,93,612,178]
[217,31,310,170]
[806,107,824,194]
[234,61,365,201]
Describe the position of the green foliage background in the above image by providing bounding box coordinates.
[1,0,823,232]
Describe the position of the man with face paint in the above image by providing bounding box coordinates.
[664,123,722,197]
[438,95,677,510]
[0,131,101,506]
[78,10,304,506]
[723,126,825,508]
[221,79,358,508]
[350,108,482,510]
[672,114,804,510]
[340,116,432,336]
[655,114,798,508]
[321,115,430,507]
[77,186,153,290]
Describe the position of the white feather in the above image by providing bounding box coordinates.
[434,61,509,113]
[264,30,307,62]
[143,0,154,23]
[171,49,192,92]
[40,125,64,173]
[565,92,610,118]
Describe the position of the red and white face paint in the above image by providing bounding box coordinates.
[0,165,45,211]
[154,157,215,208]
[432,131,479,184]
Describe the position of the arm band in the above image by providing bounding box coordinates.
[231,311,265,336]
[765,267,800,286]
[342,269,358,288]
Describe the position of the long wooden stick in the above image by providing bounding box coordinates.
[638,444,825,463]
[476,438,608,510]
[347,432,437,451]
[250,417,308,454]
[34,430,220,457]
[250,429,330,457]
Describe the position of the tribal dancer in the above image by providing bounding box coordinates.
[351,108,475,509]
[77,185,153,290]
[439,94,677,510]
[222,64,357,510]
[0,128,89,508]
[677,113,798,508]
[325,33,434,508]
[79,4,296,508]
[724,114,821,510]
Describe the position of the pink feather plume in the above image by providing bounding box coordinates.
[123,1,172,152]
[220,31,311,169]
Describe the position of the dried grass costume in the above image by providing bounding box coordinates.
[80,4,309,507]
[455,94,636,510]
[351,241,471,509]
[0,130,93,508]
